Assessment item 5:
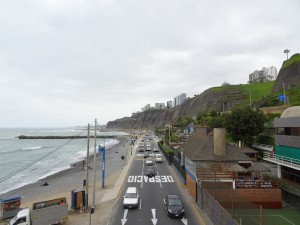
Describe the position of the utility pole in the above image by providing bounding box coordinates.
[85,123,90,213]
[283,83,287,106]
[130,122,132,155]
[169,124,171,144]
[92,119,97,206]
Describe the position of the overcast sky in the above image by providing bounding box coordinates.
[0,0,299,127]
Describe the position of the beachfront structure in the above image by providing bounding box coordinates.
[180,127,281,208]
[263,106,300,205]
[173,93,186,107]
[249,66,277,84]
[155,103,165,109]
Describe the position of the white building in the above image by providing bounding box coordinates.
[173,93,186,107]
[144,104,151,111]
[155,103,165,109]
[249,66,277,83]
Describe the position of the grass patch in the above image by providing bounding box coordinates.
[282,53,300,69]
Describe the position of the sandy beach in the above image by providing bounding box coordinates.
[0,136,130,225]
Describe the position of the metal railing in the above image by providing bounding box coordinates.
[263,152,300,169]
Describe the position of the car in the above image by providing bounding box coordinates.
[143,151,149,158]
[138,148,144,152]
[146,167,156,177]
[164,195,185,218]
[153,148,159,152]
[146,157,153,166]
[123,187,139,209]
[155,154,163,163]
[146,142,151,147]
[146,146,151,151]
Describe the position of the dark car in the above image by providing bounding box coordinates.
[146,167,156,177]
[138,148,144,152]
[143,151,149,158]
[164,195,185,218]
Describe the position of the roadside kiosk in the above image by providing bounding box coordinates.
[0,195,22,220]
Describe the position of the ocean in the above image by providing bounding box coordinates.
[0,128,126,194]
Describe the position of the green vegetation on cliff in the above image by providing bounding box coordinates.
[282,53,300,69]
[211,81,275,106]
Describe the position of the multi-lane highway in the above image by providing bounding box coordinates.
[108,134,201,225]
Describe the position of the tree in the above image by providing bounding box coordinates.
[196,110,225,129]
[224,106,266,147]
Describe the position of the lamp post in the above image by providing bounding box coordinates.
[284,49,290,60]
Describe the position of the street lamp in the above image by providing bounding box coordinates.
[284,49,290,60]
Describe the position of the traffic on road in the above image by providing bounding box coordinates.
[108,133,201,225]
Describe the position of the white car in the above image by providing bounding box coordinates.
[155,154,163,163]
[123,187,139,209]
[146,157,154,166]
[153,148,159,152]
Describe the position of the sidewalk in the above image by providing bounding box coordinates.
[67,137,139,225]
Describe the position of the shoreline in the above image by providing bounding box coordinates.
[0,136,129,206]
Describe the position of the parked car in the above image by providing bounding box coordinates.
[164,195,185,218]
[146,157,153,166]
[146,167,156,177]
[155,154,163,163]
[123,187,139,209]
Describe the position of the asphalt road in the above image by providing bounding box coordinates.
[108,137,201,225]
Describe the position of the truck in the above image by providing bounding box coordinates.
[8,197,68,225]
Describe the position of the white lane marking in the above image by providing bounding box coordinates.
[181,217,188,225]
[121,209,128,225]
[139,199,142,210]
[156,171,162,188]
[141,159,144,188]
[127,175,174,183]
[151,209,158,225]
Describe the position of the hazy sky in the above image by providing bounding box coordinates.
[1,0,299,127]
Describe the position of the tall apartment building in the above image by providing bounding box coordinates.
[249,66,278,83]
[144,104,151,111]
[166,100,172,108]
[155,103,165,109]
[173,93,186,107]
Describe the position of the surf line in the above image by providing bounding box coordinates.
[127,175,174,183]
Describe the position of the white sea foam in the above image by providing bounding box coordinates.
[0,130,123,195]
[22,146,43,151]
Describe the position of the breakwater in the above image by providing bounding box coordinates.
[17,135,118,139]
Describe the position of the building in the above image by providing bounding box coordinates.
[166,100,172,108]
[180,127,281,208]
[249,66,277,84]
[266,66,278,80]
[155,103,165,109]
[263,106,300,206]
[173,93,186,107]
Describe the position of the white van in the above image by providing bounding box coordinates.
[155,154,163,163]
[123,187,139,209]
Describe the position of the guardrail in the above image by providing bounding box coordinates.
[263,152,300,169]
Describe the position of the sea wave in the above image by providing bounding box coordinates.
[22,146,43,151]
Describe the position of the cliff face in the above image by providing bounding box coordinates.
[271,57,300,94]
[106,88,246,129]
[107,57,300,130]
